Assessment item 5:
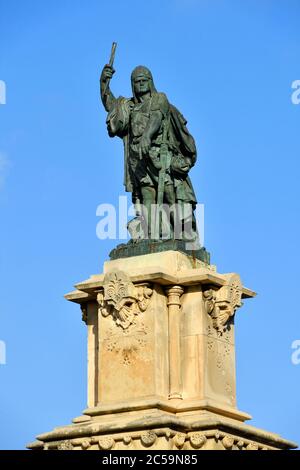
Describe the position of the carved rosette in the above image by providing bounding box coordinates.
[140,431,157,447]
[203,274,242,333]
[42,432,274,451]
[57,440,73,450]
[98,437,115,450]
[97,270,153,329]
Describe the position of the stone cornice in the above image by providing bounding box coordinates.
[65,267,255,305]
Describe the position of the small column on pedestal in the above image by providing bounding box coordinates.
[166,286,184,400]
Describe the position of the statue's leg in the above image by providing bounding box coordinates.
[180,201,199,245]
[164,184,175,204]
[141,186,156,238]
[132,192,141,215]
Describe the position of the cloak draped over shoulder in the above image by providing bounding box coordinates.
[106,95,198,204]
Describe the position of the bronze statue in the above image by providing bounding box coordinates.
[100,44,199,244]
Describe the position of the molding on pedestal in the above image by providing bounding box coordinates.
[27,408,297,451]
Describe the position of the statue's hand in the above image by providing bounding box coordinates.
[140,135,151,155]
[171,155,192,175]
[100,64,115,83]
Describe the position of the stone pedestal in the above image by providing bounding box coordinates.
[27,251,297,451]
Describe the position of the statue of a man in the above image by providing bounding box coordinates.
[100,63,198,241]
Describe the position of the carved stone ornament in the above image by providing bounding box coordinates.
[222,435,235,449]
[203,274,242,332]
[80,304,88,324]
[140,431,157,447]
[98,437,115,450]
[189,433,207,449]
[123,435,132,445]
[57,440,73,450]
[246,442,259,451]
[81,439,91,450]
[97,270,153,329]
[173,433,186,448]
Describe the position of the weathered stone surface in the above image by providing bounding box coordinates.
[27,410,297,450]
[27,251,297,451]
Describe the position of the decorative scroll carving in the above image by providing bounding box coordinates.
[203,274,242,333]
[97,271,153,329]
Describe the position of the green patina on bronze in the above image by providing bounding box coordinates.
[109,239,210,263]
[100,44,210,262]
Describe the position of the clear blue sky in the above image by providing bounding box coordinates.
[0,0,299,450]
